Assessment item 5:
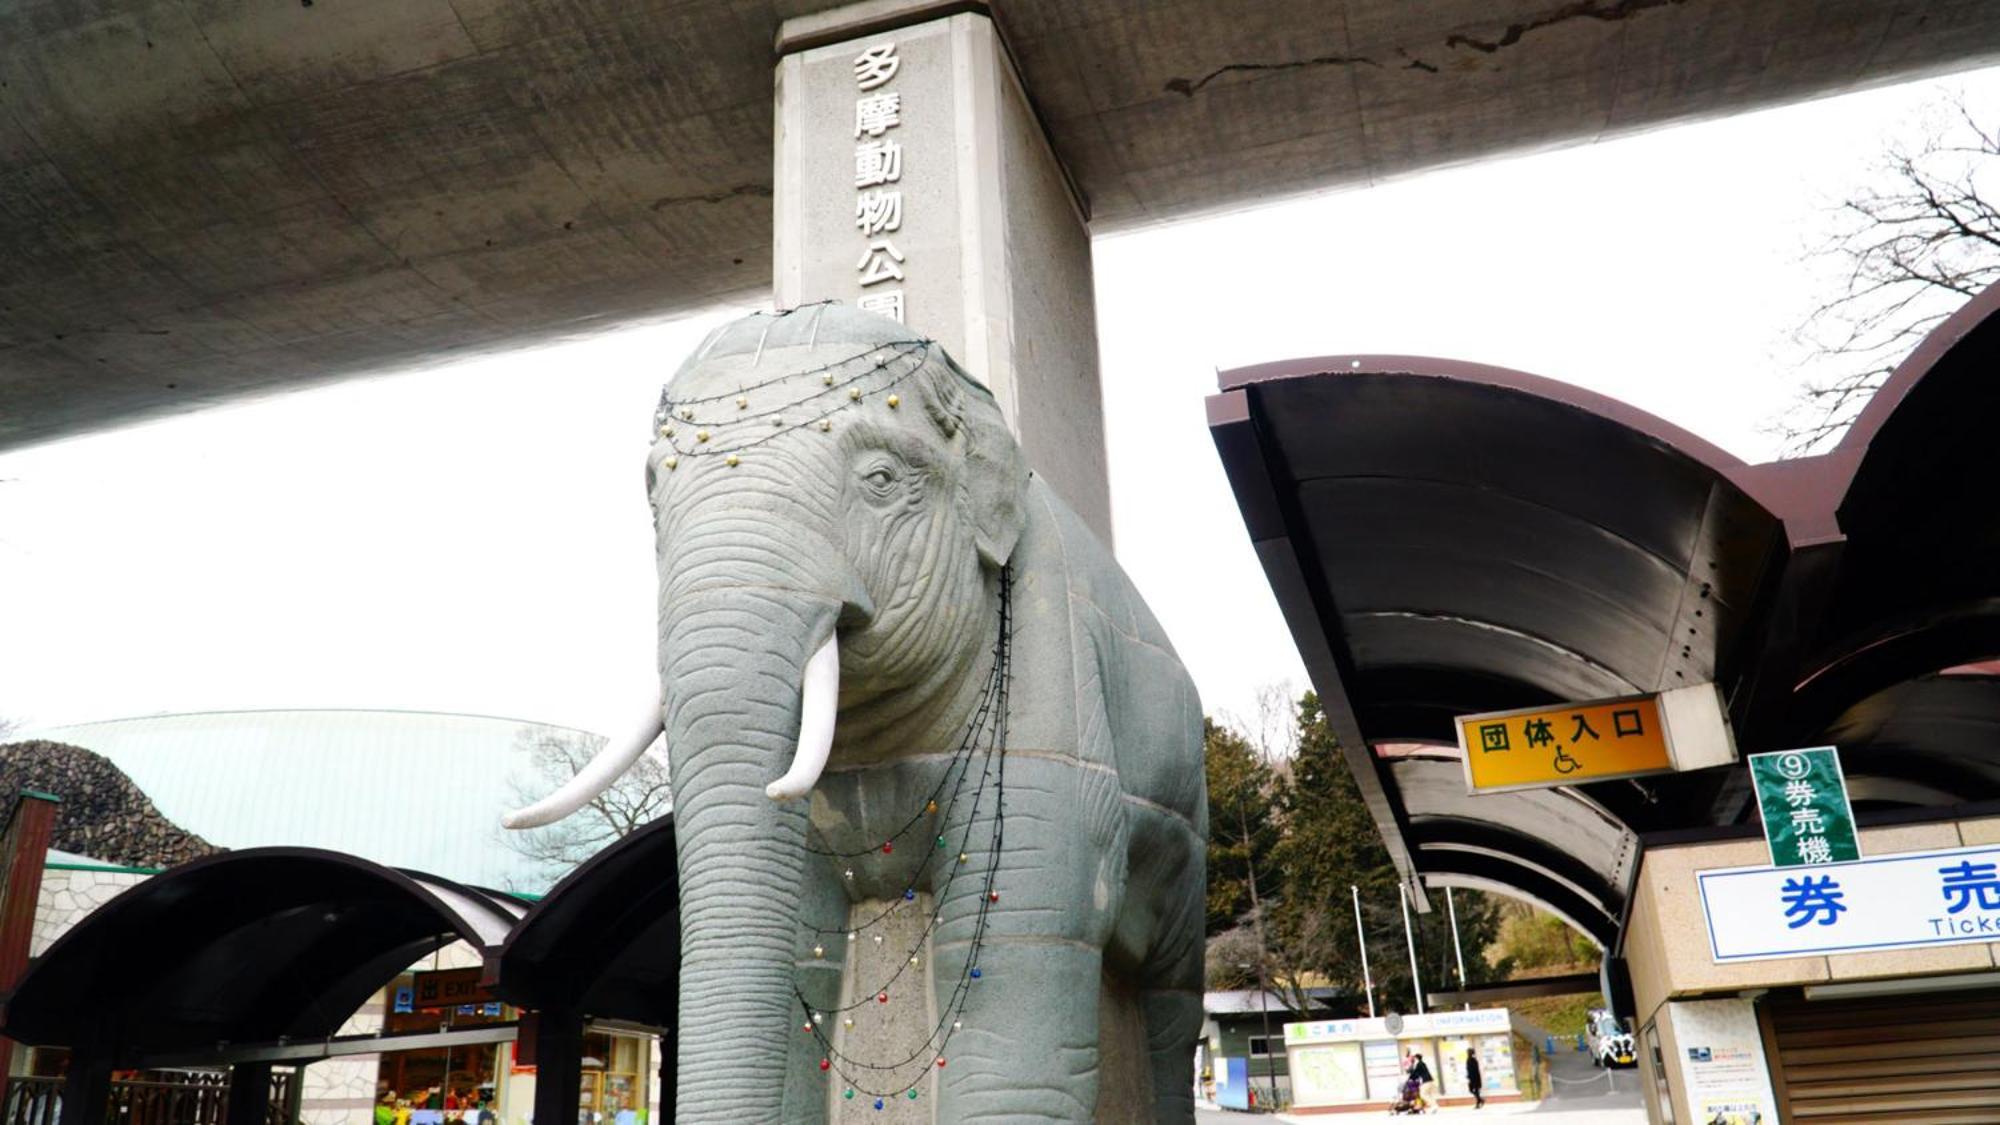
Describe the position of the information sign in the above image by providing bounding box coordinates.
[1748,747,1859,866]
[411,966,493,1010]
[1456,694,1671,792]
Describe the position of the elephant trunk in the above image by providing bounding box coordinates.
[497,634,834,829]
[664,585,843,1123]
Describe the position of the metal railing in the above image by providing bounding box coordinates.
[4,1071,295,1125]
[3,1078,60,1125]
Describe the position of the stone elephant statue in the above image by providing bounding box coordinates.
[507,304,1206,1123]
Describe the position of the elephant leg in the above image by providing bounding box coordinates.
[932,935,1104,1120]
[1130,809,1207,1125]
[1139,990,1202,1124]
[928,752,1128,1121]
[785,857,851,1123]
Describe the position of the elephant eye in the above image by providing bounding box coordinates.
[862,465,897,494]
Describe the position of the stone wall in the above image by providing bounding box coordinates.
[300,993,386,1125]
[1,741,216,868]
[31,866,149,956]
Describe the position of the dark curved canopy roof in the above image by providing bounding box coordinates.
[490,815,679,1028]
[3,848,525,1059]
[1209,281,2000,947]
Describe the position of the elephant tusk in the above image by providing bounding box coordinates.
[501,694,665,829]
[766,634,839,802]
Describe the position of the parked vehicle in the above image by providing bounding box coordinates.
[1585,1008,1637,1068]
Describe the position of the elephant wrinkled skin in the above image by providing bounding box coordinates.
[520,305,1207,1123]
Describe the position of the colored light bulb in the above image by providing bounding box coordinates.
[819,1059,829,1072]
[843,1089,854,1100]
[877,992,888,1004]
[882,841,893,854]
[903,889,915,901]
[970,968,981,979]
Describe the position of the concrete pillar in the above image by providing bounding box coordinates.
[774,1,1111,545]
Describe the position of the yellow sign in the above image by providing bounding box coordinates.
[1456,694,1672,793]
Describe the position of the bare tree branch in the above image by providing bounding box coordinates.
[1778,92,2000,453]
[501,727,672,888]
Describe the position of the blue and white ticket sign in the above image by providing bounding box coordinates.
[1698,843,2000,963]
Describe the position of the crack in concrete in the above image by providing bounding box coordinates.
[1164,53,1379,97]
[1445,0,1688,53]
[648,183,773,211]
[1164,0,1684,95]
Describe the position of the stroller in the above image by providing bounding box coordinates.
[1388,1073,1431,1115]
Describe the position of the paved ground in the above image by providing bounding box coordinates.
[1530,1045,1646,1119]
[1193,1048,1648,1123]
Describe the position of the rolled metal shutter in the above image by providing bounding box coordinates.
[1766,987,2000,1124]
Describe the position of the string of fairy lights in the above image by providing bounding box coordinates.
[792,566,1013,1109]
[651,338,935,469]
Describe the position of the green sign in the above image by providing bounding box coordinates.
[1748,747,1860,867]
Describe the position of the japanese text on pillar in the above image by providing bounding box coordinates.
[852,42,906,322]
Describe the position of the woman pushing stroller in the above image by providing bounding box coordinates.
[1390,1050,1434,1114]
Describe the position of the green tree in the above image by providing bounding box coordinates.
[1266,692,1511,1013]
[1204,717,1279,938]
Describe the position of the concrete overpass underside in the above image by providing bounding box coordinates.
[5,0,2000,448]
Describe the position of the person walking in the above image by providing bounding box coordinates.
[1407,1051,1434,1111]
[1466,1051,1485,1109]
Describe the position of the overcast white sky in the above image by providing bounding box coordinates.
[5,68,1997,739]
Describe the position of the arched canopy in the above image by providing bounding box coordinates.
[490,815,679,1028]
[1207,279,2000,943]
[3,848,525,1060]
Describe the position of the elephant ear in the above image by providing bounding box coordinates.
[927,356,1028,569]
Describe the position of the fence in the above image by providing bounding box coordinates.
[4,1071,295,1125]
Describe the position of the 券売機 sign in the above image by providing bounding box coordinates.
[1697,842,2000,962]
[1748,747,1860,867]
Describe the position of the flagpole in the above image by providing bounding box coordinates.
[1352,885,1376,1019]
[1447,887,1470,1009]
[1399,882,1425,1014]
